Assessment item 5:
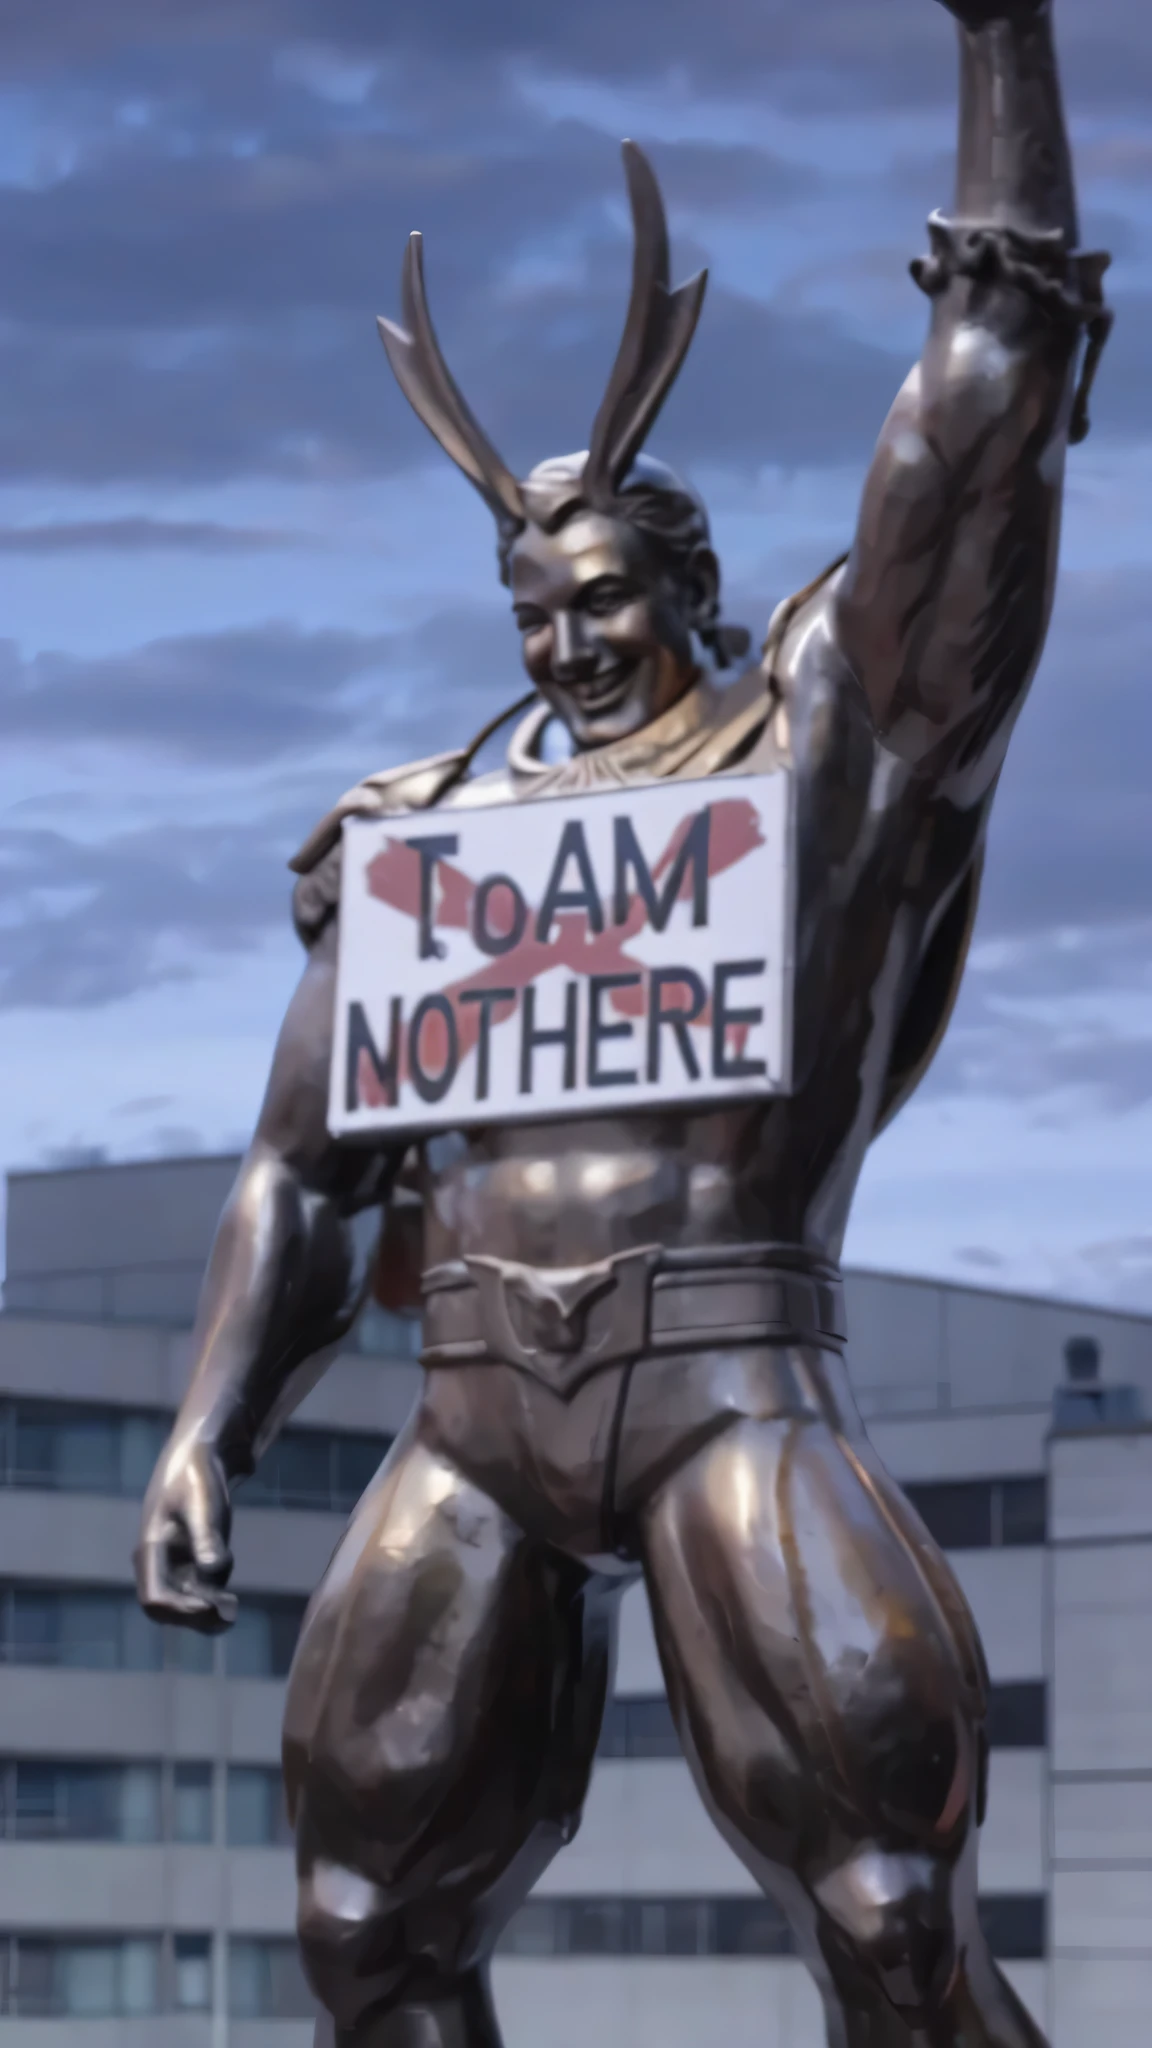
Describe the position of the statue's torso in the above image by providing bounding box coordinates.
[319,574,988,1271]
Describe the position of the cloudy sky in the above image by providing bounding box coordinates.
[2,0,1150,1309]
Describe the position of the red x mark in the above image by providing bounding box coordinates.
[358,798,764,1098]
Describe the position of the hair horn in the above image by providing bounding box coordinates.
[584,141,708,509]
[377,233,525,540]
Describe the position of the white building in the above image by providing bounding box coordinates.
[0,1153,1148,2048]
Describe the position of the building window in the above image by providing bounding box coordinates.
[0,1585,163,1673]
[0,1402,168,1498]
[0,1584,308,1681]
[903,1476,1047,1550]
[224,1596,307,1680]
[163,1625,214,1676]
[0,1761,216,1844]
[599,1696,681,1759]
[978,1894,1045,1961]
[0,1762,161,1843]
[562,1899,629,1956]
[227,1766,292,1847]
[997,1478,1047,1546]
[498,1895,1044,1962]
[499,1898,792,1959]
[498,1897,788,1959]
[0,1397,393,1517]
[0,1934,216,2016]
[0,1936,161,2017]
[985,1683,1046,1750]
[227,1938,315,2020]
[0,1585,212,1676]
[172,1935,212,2012]
[714,1900,793,1956]
[172,1763,214,1844]
[237,1429,392,1515]
[356,1304,422,1361]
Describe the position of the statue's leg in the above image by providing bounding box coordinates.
[283,1421,618,2048]
[640,1406,1046,2048]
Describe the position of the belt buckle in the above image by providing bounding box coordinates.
[462,1247,659,1397]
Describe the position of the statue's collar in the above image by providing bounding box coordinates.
[506,667,772,796]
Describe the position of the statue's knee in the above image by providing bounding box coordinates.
[298,1859,402,2031]
[805,1656,984,2021]
[814,1848,958,2021]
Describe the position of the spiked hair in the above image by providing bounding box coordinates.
[376,141,708,567]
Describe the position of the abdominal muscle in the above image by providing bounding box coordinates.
[416,1103,843,1269]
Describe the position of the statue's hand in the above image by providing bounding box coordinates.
[135,1436,237,1634]
[935,0,1047,25]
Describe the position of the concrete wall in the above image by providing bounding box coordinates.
[1049,1427,1152,2048]
[4,1156,239,1324]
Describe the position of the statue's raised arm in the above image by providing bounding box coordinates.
[835,0,1110,787]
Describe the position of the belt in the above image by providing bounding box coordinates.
[420,1243,846,1399]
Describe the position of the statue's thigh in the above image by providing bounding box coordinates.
[641,1414,986,1880]
[283,1423,613,1887]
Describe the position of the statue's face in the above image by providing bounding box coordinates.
[509,509,713,749]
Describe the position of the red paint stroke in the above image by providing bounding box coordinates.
[360,799,766,1083]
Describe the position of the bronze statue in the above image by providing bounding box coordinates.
[135,1,1109,2041]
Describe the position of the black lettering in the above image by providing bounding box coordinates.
[587,973,641,1088]
[408,993,459,1103]
[535,821,604,942]
[519,981,578,1094]
[472,873,528,957]
[613,808,710,931]
[646,967,707,1083]
[460,987,515,1100]
[711,960,767,1081]
[346,998,401,1112]
[405,834,459,960]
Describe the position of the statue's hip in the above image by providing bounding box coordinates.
[415,1240,856,1562]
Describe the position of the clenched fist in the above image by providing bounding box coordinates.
[135,1435,238,1634]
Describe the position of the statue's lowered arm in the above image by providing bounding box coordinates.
[135,924,400,1632]
[834,0,1110,788]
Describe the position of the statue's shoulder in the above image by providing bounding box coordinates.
[289,747,473,949]
[289,696,534,948]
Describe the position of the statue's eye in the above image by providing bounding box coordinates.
[514,605,549,634]
[581,578,636,618]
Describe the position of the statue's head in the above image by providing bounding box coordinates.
[378,143,749,750]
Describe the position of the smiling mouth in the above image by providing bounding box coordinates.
[565,662,636,717]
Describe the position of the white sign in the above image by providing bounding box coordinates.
[329,770,793,1139]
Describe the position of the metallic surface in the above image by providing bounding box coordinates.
[135,2,1105,2042]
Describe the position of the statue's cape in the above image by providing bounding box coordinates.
[289,746,480,950]
[290,608,982,1138]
